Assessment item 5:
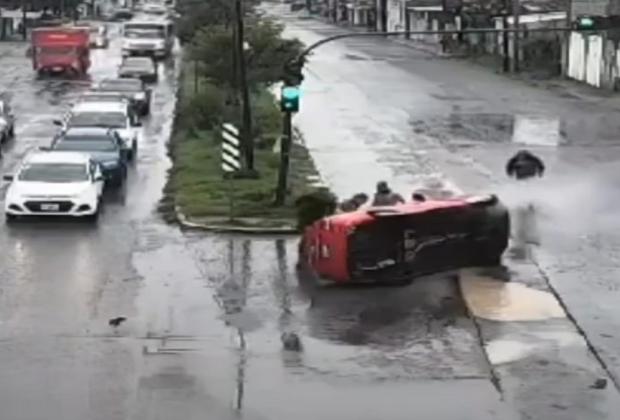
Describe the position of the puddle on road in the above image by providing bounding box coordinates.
[459,274,565,322]
[512,115,564,146]
[412,113,570,146]
[485,331,584,365]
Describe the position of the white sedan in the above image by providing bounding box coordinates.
[3,151,104,222]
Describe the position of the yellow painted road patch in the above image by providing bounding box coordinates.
[459,274,565,322]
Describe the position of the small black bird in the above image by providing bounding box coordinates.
[109,317,127,327]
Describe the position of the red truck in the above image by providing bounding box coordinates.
[31,27,91,76]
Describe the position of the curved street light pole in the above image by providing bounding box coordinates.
[287,26,580,73]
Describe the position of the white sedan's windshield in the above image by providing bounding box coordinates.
[125,28,164,39]
[18,163,88,182]
[98,81,142,93]
[123,59,153,70]
[70,112,126,128]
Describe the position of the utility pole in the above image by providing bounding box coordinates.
[502,15,510,72]
[275,111,293,206]
[563,0,573,77]
[21,0,26,40]
[234,0,254,172]
[511,0,520,72]
[231,25,239,104]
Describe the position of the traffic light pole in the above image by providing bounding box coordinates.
[274,111,293,206]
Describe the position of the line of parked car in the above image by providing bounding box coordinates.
[3,53,156,223]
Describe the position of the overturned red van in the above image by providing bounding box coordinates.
[298,194,510,285]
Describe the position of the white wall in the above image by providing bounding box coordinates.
[387,0,403,31]
[568,32,619,89]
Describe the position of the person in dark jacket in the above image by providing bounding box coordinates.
[411,192,426,202]
[338,193,369,212]
[506,150,545,180]
[372,181,405,206]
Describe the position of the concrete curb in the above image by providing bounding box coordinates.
[174,206,299,235]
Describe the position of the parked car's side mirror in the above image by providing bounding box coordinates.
[3,174,13,181]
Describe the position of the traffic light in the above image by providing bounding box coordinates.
[283,60,304,86]
[280,85,300,113]
[575,16,596,30]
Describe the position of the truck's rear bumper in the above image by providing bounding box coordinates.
[36,64,82,74]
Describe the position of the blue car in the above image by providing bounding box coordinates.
[50,127,128,187]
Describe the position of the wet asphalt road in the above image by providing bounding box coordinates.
[0,19,514,420]
[270,4,620,418]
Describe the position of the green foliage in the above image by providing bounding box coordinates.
[175,0,233,44]
[252,88,281,148]
[294,189,338,230]
[171,132,296,220]
[189,18,305,90]
[244,19,305,87]
[180,82,228,131]
[189,25,236,88]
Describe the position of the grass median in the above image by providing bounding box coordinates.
[162,62,326,230]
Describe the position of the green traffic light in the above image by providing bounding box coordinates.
[578,17,594,28]
[280,86,300,113]
[282,86,300,99]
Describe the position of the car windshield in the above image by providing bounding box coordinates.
[18,163,88,182]
[98,80,142,93]
[122,60,151,71]
[69,112,126,128]
[124,26,165,39]
[121,63,152,72]
[55,140,117,152]
[82,95,125,103]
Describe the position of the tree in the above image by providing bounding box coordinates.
[175,0,261,44]
[244,19,305,88]
[175,0,233,44]
[189,26,235,89]
[189,18,305,91]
